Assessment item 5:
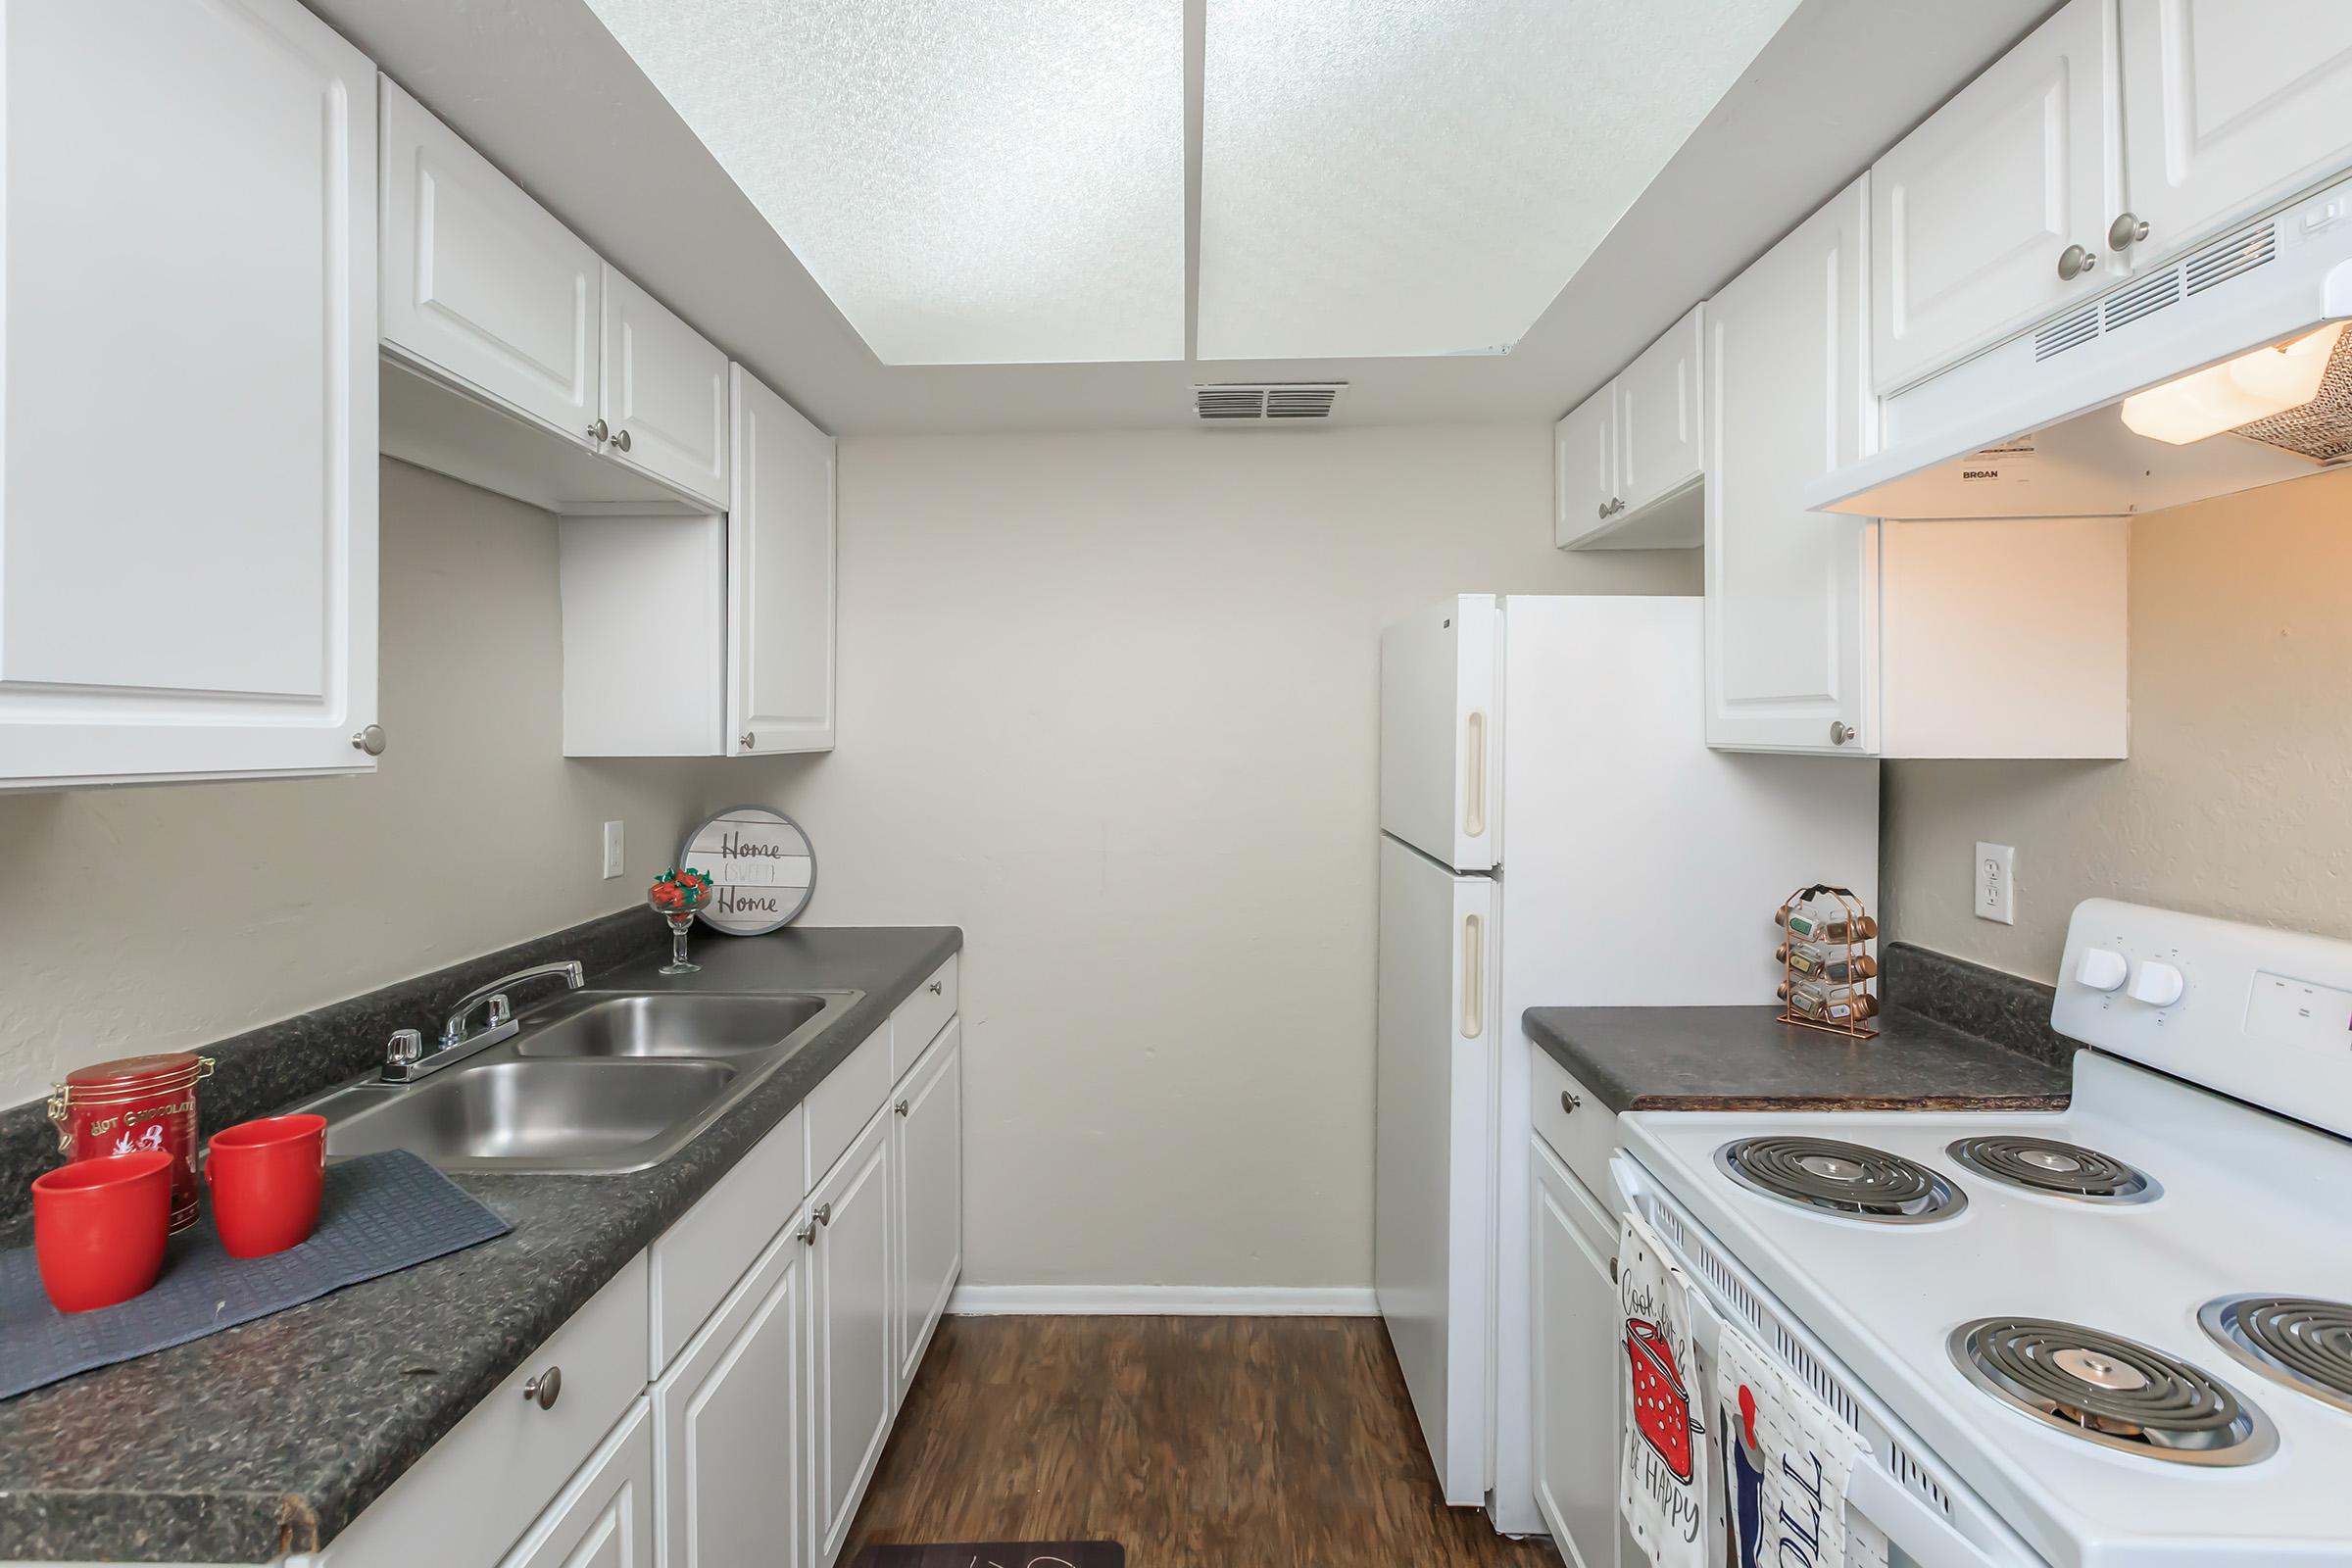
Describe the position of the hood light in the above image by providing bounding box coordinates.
[2120,321,2346,445]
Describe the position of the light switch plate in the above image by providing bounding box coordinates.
[1975,841,2015,925]
[602,820,625,880]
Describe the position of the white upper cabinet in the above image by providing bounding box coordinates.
[1705,177,1875,754]
[1553,307,1704,551]
[380,79,599,446]
[1871,0,2118,393]
[2115,0,2352,268]
[0,0,378,789]
[1551,382,1616,547]
[1614,306,1704,518]
[728,368,837,756]
[601,268,729,510]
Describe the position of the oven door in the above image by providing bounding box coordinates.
[1612,1154,2048,1568]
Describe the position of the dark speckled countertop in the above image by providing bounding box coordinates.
[1524,943,2075,1114]
[0,924,959,1564]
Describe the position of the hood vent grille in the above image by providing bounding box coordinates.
[2031,220,2281,366]
[1194,382,1347,421]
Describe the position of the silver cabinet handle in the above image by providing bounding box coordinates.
[812,1202,832,1227]
[927,979,944,996]
[894,1098,909,1116]
[1829,720,1856,747]
[1596,500,1610,520]
[1459,913,1485,1040]
[1560,1090,1581,1115]
[2108,211,2149,251]
[612,428,632,453]
[522,1366,562,1410]
[740,732,756,751]
[587,418,609,444]
[2057,242,2097,280]
[797,1217,817,1246]
[351,724,387,756]
[1609,1255,1619,1284]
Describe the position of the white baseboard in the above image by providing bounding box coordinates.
[948,1284,1381,1317]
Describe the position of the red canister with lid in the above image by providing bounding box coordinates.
[46,1053,215,1233]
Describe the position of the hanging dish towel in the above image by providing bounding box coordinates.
[1618,1211,1710,1568]
[1717,1320,1889,1568]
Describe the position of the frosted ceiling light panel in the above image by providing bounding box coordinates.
[1197,0,1801,360]
[583,0,1185,366]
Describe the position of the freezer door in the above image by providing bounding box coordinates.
[1374,834,1497,1505]
[1380,595,1500,872]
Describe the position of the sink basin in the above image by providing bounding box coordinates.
[311,1059,738,1169]
[289,986,862,1174]
[513,993,828,1058]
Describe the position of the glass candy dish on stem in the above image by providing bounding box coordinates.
[648,868,713,974]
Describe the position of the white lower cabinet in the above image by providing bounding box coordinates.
[502,1401,656,1568]
[1531,1138,1622,1568]
[656,1221,808,1568]
[893,1022,963,1395]
[808,1106,900,1567]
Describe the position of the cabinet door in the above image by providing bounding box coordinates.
[1551,384,1618,548]
[1871,0,2116,392]
[893,1021,962,1395]
[1531,1144,1621,1568]
[380,79,599,445]
[808,1108,896,1567]
[0,0,376,788]
[1704,177,1876,755]
[499,1401,654,1568]
[727,368,836,756]
[2118,0,2352,265]
[1614,306,1704,516]
[656,1221,808,1568]
[601,268,728,508]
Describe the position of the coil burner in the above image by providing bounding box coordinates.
[2199,1297,2352,1415]
[1715,1137,1964,1224]
[1949,1318,2274,1465]
[1945,1136,2155,1203]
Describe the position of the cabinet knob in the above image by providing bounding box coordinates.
[522,1366,562,1410]
[894,1098,909,1116]
[797,1217,817,1246]
[2108,211,2150,252]
[351,723,387,757]
[1596,501,1610,521]
[1829,720,1856,747]
[812,1201,833,1227]
[2057,242,2097,281]
[612,428,633,453]
[1608,1255,1619,1284]
[1560,1090,1581,1115]
[740,732,757,751]
[587,418,610,444]
[927,979,944,996]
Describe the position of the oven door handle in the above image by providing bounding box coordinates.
[1845,1462,1999,1568]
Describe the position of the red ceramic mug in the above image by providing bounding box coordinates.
[205,1114,327,1258]
[31,1149,173,1312]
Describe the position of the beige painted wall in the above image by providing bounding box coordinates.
[722,425,1701,1291]
[0,461,713,1108]
[1883,467,2352,983]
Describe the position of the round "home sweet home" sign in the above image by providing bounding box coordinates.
[677,806,816,936]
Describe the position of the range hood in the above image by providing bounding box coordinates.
[1807,172,2352,521]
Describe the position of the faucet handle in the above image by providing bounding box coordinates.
[487,994,512,1028]
[386,1028,423,1067]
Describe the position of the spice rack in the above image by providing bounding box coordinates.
[1773,884,1880,1040]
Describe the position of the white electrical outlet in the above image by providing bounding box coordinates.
[1975,841,2015,925]
[602,820,625,880]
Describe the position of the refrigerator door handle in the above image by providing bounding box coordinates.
[1462,711,1488,838]
[1460,913,1485,1038]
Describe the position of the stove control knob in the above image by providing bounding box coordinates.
[2075,948,2130,993]
[2127,959,2185,1008]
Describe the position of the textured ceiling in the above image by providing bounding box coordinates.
[580,0,1185,366]
[1197,0,1802,360]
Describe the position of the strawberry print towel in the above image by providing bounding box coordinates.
[1716,1320,1888,1568]
[1618,1211,1709,1568]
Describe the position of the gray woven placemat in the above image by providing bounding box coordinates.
[0,1151,510,1399]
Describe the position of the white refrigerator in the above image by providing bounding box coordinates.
[1374,594,1879,1531]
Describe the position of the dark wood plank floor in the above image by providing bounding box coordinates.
[845,1315,1558,1566]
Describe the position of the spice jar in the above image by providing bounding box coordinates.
[47,1053,215,1233]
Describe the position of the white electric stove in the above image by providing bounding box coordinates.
[1613,899,2352,1568]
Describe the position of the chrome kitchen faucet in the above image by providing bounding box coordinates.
[382,960,585,1082]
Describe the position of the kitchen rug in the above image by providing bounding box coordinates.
[855,1544,1124,1568]
[0,1150,510,1399]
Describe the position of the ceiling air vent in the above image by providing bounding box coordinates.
[1193,382,1348,422]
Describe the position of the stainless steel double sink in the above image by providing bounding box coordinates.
[291,989,861,1174]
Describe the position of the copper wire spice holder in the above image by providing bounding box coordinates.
[1774,883,1880,1041]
